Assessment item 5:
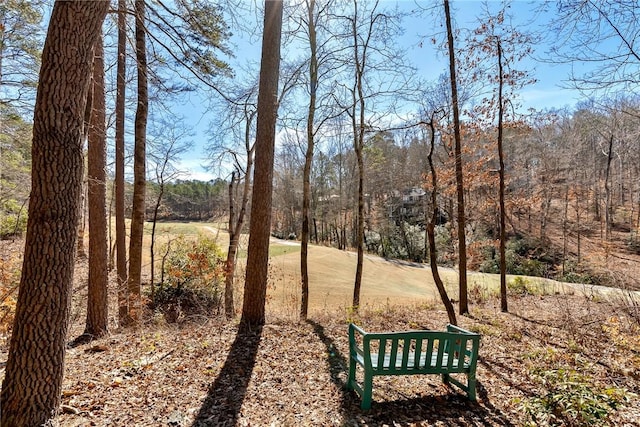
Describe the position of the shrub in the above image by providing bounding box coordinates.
[522,368,630,426]
[0,199,27,239]
[434,224,454,265]
[479,257,499,274]
[626,233,640,255]
[478,237,554,278]
[154,235,225,322]
[560,261,597,285]
[508,276,531,296]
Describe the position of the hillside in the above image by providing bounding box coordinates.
[0,232,639,425]
[516,197,640,293]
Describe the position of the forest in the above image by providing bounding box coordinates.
[0,0,639,426]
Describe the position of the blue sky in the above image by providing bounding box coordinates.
[35,1,593,181]
[180,0,587,181]
[400,0,583,109]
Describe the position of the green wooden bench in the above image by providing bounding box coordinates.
[347,323,480,409]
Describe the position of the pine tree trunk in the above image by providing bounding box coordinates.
[86,30,109,337]
[115,0,129,326]
[240,0,283,329]
[127,0,148,323]
[0,2,108,425]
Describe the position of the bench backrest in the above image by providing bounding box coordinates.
[349,324,480,374]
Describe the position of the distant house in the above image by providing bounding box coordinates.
[389,187,427,225]
[388,187,448,227]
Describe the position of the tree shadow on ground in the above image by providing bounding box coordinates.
[354,393,517,427]
[68,333,95,348]
[306,320,353,407]
[192,326,262,426]
[309,319,516,426]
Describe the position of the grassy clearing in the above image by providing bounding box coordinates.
[136,221,632,319]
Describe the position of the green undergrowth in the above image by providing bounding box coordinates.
[519,367,632,426]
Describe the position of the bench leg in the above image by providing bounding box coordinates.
[467,375,477,401]
[347,358,356,391]
[361,372,373,410]
[442,373,477,402]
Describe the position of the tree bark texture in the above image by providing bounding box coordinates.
[0,2,108,425]
[86,30,109,336]
[127,0,148,324]
[241,0,283,329]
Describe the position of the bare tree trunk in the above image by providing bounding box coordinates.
[313,217,318,244]
[0,3,108,424]
[444,0,468,315]
[562,186,569,275]
[240,0,283,330]
[540,186,552,243]
[225,173,238,318]
[127,0,148,324]
[115,0,128,326]
[575,194,582,263]
[225,101,256,318]
[301,0,318,320]
[109,183,115,270]
[350,0,367,309]
[78,55,94,261]
[353,155,365,308]
[149,180,164,303]
[497,39,507,313]
[604,134,614,241]
[426,115,457,325]
[77,178,87,258]
[85,30,109,337]
[225,162,252,318]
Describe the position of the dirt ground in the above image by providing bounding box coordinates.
[47,288,640,426]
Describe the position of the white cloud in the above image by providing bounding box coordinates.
[175,159,218,182]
